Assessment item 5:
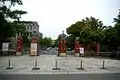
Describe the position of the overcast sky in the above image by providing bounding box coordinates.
[13,0,120,39]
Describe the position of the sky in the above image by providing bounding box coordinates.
[12,0,120,39]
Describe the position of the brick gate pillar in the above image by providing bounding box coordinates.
[16,34,23,56]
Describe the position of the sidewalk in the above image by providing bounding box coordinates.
[0,55,120,74]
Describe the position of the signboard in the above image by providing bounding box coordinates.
[80,47,84,54]
[31,43,37,50]
[2,43,9,51]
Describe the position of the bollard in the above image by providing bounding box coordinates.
[80,60,82,68]
[55,60,57,69]
[100,60,106,69]
[6,60,13,69]
[32,60,40,70]
[35,60,37,68]
[76,60,85,70]
[52,60,60,70]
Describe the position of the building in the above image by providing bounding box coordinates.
[17,21,40,39]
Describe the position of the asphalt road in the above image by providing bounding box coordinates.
[0,73,120,80]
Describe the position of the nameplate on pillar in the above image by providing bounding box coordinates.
[30,43,37,56]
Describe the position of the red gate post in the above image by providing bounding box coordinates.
[58,31,67,57]
[16,34,23,56]
[74,37,80,56]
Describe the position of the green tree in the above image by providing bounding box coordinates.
[102,26,117,51]
[0,0,27,39]
[52,39,59,48]
[66,17,106,54]
[114,9,120,44]
[0,0,27,50]
[0,0,26,21]
[8,10,27,21]
[114,9,120,23]
[66,17,105,44]
[103,9,120,51]
[66,35,74,49]
[96,9,120,51]
[12,22,30,48]
[0,13,14,42]
[39,37,52,48]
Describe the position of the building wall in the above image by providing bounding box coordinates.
[18,21,40,39]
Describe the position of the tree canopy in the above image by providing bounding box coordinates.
[66,9,120,51]
[102,9,120,50]
[0,13,14,42]
[66,16,105,44]
[39,37,52,48]
[0,0,28,49]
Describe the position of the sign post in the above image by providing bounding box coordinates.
[2,43,9,54]
[80,47,84,56]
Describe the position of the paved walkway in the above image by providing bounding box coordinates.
[0,55,120,74]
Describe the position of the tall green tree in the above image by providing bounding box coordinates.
[114,9,120,43]
[101,9,120,51]
[0,0,26,20]
[0,0,27,50]
[66,35,74,49]
[52,39,59,48]
[11,21,30,48]
[0,13,14,42]
[66,16,105,44]
[39,37,52,48]
[0,0,27,40]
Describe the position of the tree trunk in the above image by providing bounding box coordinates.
[95,43,100,55]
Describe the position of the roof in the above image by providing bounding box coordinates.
[14,21,37,23]
[14,21,39,27]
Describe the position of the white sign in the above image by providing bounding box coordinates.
[80,47,84,54]
[2,43,9,51]
[31,43,37,50]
